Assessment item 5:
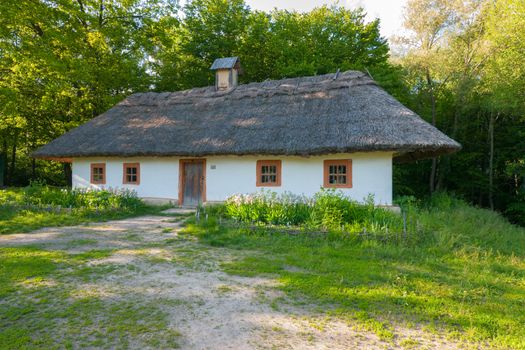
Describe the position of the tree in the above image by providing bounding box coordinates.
[395,0,483,193]
[481,0,525,217]
[0,0,176,185]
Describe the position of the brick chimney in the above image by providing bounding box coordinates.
[210,57,241,91]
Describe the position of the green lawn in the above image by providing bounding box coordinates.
[183,199,525,349]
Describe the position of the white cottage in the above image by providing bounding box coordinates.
[33,57,460,206]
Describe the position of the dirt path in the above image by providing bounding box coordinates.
[0,216,466,349]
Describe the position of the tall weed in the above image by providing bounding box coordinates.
[224,189,403,233]
[4,181,144,211]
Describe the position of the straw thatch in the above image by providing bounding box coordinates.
[32,70,460,162]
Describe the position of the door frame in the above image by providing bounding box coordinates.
[178,159,206,206]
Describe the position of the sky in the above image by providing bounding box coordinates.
[245,0,408,39]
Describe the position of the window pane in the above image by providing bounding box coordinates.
[258,162,280,185]
[338,165,346,174]
[93,167,104,182]
[338,175,346,184]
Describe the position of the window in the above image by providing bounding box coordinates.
[123,163,140,185]
[90,163,106,184]
[256,160,281,187]
[323,159,352,188]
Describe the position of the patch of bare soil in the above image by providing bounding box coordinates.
[0,216,471,349]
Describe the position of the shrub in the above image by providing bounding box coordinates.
[1,184,152,234]
[8,181,144,211]
[224,189,403,233]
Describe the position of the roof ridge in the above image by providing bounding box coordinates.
[121,70,372,107]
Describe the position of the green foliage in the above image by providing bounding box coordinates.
[20,181,143,210]
[393,0,525,225]
[1,181,143,211]
[187,193,525,348]
[0,185,159,234]
[0,0,177,185]
[223,190,405,238]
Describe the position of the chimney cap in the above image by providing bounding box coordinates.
[210,57,240,70]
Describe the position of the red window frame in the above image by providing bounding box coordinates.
[323,159,352,188]
[90,163,106,185]
[123,163,140,185]
[256,160,282,187]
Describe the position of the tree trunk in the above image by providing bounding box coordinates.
[488,112,495,210]
[1,139,7,186]
[427,70,438,194]
[9,132,18,186]
[437,96,463,191]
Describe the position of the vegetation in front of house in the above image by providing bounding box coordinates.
[222,190,410,241]
[183,191,525,349]
[0,183,161,234]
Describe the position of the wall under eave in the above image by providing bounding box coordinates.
[72,152,393,205]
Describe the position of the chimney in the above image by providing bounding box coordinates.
[210,57,241,91]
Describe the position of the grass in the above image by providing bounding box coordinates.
[0,186,168,234]
[0,247,181,349]
[0,186,183,348]
[183,195,525,349]
[2,187,523,348]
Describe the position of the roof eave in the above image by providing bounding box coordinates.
[31,144,461,161]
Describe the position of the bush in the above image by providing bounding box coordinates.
[224,189,403,233]
[0,184,153,234]
[3,181,144,211]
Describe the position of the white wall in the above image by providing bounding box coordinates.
[72,152,393,205]
[72,158,179,201]
[206,153,392,204]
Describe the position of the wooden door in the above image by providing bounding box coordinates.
[181,160,205,206]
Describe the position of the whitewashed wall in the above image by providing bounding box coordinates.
[72,158,179,202]
[72,152,393,205]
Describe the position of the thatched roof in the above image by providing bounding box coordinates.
[32,70,460,162]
